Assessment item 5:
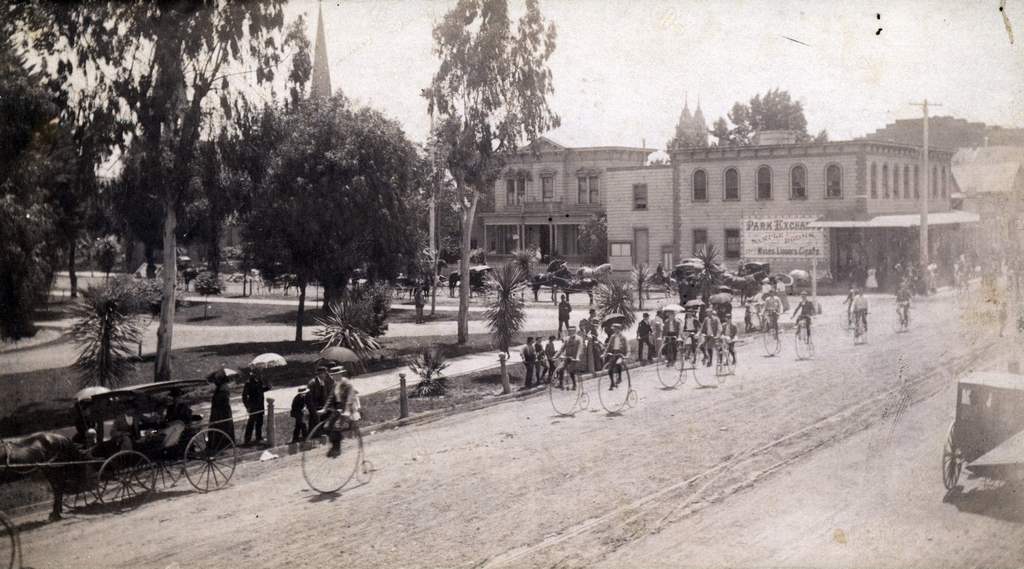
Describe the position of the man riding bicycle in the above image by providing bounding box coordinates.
[681,307,701,363]
[852,288,869,333]
[604,324,630,390]
[700,309,722,367]
[844,287,856,327]
[763,291,782,336]
[662,310,681,364]
[791,291,815,339]
[320,364,358,458]
[896,282,912,326]
[554,329,584,390]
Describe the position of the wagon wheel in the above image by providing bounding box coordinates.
[942,421,963,491]
[61,463,101,512]
[154,460,183,490]
[184,429,237,493]
[97,450,156,508]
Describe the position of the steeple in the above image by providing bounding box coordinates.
[679,91,692,122]
[693,96,706,128]
[311,3,332,99]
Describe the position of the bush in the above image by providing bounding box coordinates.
[315,294,385,366]
[128,278,187,318]
[69,280,145,388]
[410,349,450,397]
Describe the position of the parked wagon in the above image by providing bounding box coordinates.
[62,379,238,512]
[943,371,1024,491]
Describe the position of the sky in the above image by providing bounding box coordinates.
[279,0,1022,148]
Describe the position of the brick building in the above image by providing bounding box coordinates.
[480,137,651,263]
[606,131,975,289]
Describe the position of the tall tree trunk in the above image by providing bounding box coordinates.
[207,224,221,276]
[123,236,135,273]
[456,188,480,344]
[155,203,177,382]
[68,239,78,298]
[295,277,307,342]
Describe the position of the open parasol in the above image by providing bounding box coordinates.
[74,386,110,402]
[600,313,627,327]
[206,367,239,383]
[319,345,360,364]
[709,292,734,305]
[249,353,287,369]
[684,299,705,308]
[661,303,685,312]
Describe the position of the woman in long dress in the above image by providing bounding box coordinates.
[866,267,879,290]
[207,372,235,450]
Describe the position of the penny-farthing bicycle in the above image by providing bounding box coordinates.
[597,355,636,413]
[548,357,590,416]
[762,318,782,357]
[301,415,373,494]
[794,319,815,360]
[892,302,910,333]
[654,337,696,388]
[713,338,735,382]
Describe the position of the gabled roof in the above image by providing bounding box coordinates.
[951,146,1024,195]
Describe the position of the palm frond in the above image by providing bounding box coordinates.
[632,263,651,307]
[511,248,535,276]
[69,279,145,388]
[594,278,637,330]
[409,349,450,397]
[693,243,725,301]
[483,263,527,353]
[314,298,383,365]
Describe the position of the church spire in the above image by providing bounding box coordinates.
[680,90,692,121]
[311,3,332,99]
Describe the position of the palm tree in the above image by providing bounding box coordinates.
[315,297,383,370]
[693,243,726,303]
[632,264,651,309]
[69,279,145,388]
[594,277,637,332]
[483,263,527,355]
[409,349,450,397]
[511,248,535,300]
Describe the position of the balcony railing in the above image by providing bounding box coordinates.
[497,197,603,213]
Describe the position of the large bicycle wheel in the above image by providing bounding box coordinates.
[97,450,155,509]
[0,511,20,569]
[854,319,867,345]
[183,428,237,493]
[794,328,813,360]
[655,344,686,389]
[597,366,631,414]
[549,372,583,416]
[762,327,781,357]
[302,421,364,494]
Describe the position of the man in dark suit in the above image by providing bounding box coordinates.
[242,368,271,445]
[290,386,309,443]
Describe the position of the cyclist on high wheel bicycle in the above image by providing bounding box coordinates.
[844,286,856,328]
[852,288,869,334]
[604,324,630,390]
[791,291,815,340]
[763,291,782,338]
[662,309,681,364]
[320,365,359,458]
[681,306,701,364]
[895,281,912,329]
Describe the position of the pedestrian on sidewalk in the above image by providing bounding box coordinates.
[533,337,546,384]
[207,371,235,450]
[636,313,654,362]
[290,386,309,443]
[544,336,557,383]
[414,284,425,324]
[521,337,537,388]
[242,367,272,445]
[557,294,572,338]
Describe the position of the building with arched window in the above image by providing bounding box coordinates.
[604,131,971,285]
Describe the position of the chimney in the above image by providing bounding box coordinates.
[753,130,798,146]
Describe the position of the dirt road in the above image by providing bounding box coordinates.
[19,293,1016,568]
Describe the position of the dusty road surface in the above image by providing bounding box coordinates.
[19,292,1019,568]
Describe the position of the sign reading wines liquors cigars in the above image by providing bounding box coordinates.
[741,216,830,260]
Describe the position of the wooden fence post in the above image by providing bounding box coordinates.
[498,352,511,395]
[399,373,409,419]
[265,398,275,447]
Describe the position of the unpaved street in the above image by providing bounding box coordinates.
[19,293,1018,568]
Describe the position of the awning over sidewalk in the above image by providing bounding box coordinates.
[809,211,980,228]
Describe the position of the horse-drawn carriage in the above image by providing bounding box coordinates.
[943,371,1024,491]
[530,260,605,301]
[60,379,238,513]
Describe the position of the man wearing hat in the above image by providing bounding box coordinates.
[323,364,358,457]
[306,362,334,433]
[604,323,630,390]
[242,368,272,445]
[290,386,309,443]
[663,308,681,364]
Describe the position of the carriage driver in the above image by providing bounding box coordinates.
[321,365,358,458]
[160,387,195,449]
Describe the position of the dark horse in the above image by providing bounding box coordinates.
[0,432,87,521]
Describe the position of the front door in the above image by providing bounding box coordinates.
[633,228,649,268]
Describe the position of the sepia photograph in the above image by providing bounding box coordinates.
[0,0,1022,567]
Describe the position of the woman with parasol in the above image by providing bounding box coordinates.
[207,368,236,449]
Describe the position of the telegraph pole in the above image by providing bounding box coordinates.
[910,99,941,287]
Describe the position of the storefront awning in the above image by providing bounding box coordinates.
[809,211,980,228]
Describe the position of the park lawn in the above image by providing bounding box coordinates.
[0,327,566,438]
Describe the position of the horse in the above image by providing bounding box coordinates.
[0,432,88,521]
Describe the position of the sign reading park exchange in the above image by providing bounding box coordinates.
[741,216,829,260]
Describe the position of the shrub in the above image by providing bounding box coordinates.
[409,349,450,397]
[594,278,637,333]
[69,280,145,388]
[315,295,384,367]
[483,264,527,354]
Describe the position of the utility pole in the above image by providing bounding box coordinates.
[422,87,438,315]
[910,99,941,289]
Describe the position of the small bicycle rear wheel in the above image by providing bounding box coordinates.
[302,421,364,494]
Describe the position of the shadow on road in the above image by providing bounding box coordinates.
[944,481,1024,523]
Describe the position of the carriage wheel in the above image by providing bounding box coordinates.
[61,463,101,512]
[302,422,365,494]
[154,461,183,490]
[97,450,155,508]
[942,421,963,491]
[184,429,237,493]
[0,511,20,569]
